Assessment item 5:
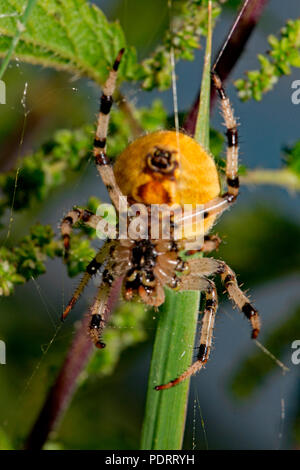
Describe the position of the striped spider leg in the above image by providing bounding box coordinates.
[61,49,126,256]
[61,207,106,256]
[62,237,131,342]
[156,277,218,390]
[155,71,259,391]
[185,234,222,256]
[93,48,127,210]
[61,240,116,321]
[60,49,259,392]
[156,257,260,390]
[204,70,239,216]
[179,70,240,226]
[61,49,127,330]
[87,248,130,348]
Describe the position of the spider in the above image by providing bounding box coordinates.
[61,49,260,390]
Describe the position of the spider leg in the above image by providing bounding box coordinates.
[93,49,126,210]
[88,273,113,349]
[157,256,260,390]
[88,258,127,348]
[177,72,239,226]
[156,279,218,390]
[185,257,260,338]
[220,264,260,339]
[201,234,222,253]
[61,207,106,256]
[61,240,115,321]
[185,234,221,256]
[212,71,239,199]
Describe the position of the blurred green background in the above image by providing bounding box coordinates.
[0,0,299,450]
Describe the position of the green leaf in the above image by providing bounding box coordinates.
[141,289,200,449]
[0,0,137,84]
[0,427,13,450]
[0,0,37,80]
[194,0,212,152]
[141,1,213,450]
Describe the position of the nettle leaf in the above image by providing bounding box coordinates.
[0,0,138,84]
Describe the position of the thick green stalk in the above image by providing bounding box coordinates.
[141,2,212,450]
[194,1,212,151]
[141,289,200,449]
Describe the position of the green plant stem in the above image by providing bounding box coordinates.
[141,290,200,449]
[242,169,300,192]
[141,1,213,451]
[184,0,269,134]
[194,1,212,152]
[0,0,37,80]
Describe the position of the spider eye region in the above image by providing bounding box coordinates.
[146,148,177,174]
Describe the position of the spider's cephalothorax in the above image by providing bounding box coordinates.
[116,238,184,307]
[123,239,162,304]
[61,50,261,390]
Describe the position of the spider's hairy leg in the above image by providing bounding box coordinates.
[156,280,218,390]
[93,49,126,210]
[88,257,127,348]
[185,234,221,256]
[62,271,91,322]
[61,207,105,257]
[156,255,260,390]
[177,71,240,225]
[220,264,260,339]
[201,234,222,253]
[88,278,112,349]
[177,191,237,231]
[211,71,239,199]
[61,241,115,321]
[187,256,260,338]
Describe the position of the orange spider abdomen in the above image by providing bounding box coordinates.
[114,130,220,234]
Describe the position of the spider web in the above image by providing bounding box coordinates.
[0,4,167,448]
[0,0,299,452]
[0,60,64,443]
[165,0,298,451]
[0,49,101,446]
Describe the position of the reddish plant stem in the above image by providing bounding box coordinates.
[184,0,269,135]
[24,277,123,450]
